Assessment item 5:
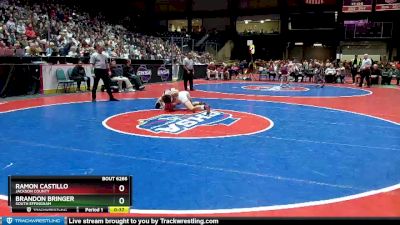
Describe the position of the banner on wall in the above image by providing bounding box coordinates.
[289,0,336,6]
[134,64,173,83]
[376,0,400,11]
[240,0,278,9]
[155,0,186,12]
[304,0,337,4]
[342,0,373,12]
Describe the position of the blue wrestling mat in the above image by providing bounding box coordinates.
[0,98,399,210]
[194,82,372,97]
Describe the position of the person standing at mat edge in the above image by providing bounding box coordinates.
[183,53,195,91]
[90,45,118,102]
[359,54,372,88]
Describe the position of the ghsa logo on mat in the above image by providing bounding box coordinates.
[138,111,237,134]
[103,109,273,139]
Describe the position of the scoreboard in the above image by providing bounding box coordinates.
[8,176,132,213]
[342,0,373,12]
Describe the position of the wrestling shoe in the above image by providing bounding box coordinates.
[204,104,211,116]
[155,101,161,109]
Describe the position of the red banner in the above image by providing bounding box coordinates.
[342,0,373,12]
[376,0,400,11]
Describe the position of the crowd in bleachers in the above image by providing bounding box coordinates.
[206,57,400,85]
[0,0,214,64]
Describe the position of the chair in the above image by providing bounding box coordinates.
[56,68,75,93]
[381,71,391,85]
[259,70,268,81]
[67,68,73,78]
[305,69,314,82]
[370,73,382,85]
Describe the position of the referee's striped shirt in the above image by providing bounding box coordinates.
[90,52,109,69]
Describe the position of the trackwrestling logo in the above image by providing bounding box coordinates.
[103,109,273,139]
[137,111,238,134]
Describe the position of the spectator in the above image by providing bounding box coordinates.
[70,60,91,92]
[0,25,4,40]
[8,30,16,45]
[109,60,134,92]
[268,62,277,80]
[0,40,6,48]
[325,63,336,73]
[335,64,346,84]
[123,59,145,91]
[389,65,400,85]
[45,42,54,56]
[16,21,25,34]
[19,35,28,48]
[0,0,214,62]
[370,64,382,85]
[207,62,218,80]
[14,42,24,56]
[25,23,36,39]
[6,17,15,32]
[280,62,289,84]
[67,44,78,57]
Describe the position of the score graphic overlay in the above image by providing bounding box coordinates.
[8,176,132,213]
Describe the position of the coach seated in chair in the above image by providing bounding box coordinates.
[288,62,301,82]
[268,63,277,81]
[229,64,240,79]
[388,65,400,85]
[221,64,231,80]
[258,65,265,74]
[370,64,382,85]
[295,63,305,82]
[70,60,91,92]
[123,59,145,91]
[324,64,337,83]
[216,65,226,80]
[110,60,135,92]
[207,62,219,80]
[305,67,314,82]
[335,65,346,84]
[381,69,391,85]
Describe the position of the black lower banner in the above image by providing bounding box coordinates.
[65,218,400,225]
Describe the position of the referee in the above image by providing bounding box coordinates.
[359,54,372,88]
[90,45,118,102]
[183,53,195,91]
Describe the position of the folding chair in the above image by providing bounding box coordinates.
[56,68,75,93]
[381,72,390,85]
[259,71,268,81]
